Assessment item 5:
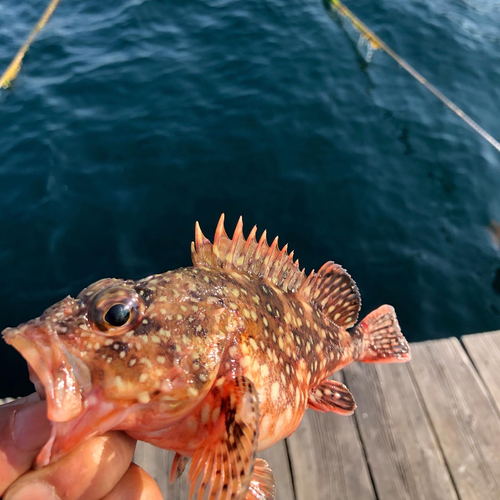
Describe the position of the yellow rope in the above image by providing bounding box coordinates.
[330,0,500,153]
[0,0,62,89]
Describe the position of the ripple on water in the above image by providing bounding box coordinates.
[0,0,500,397]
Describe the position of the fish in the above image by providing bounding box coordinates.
[2,214,411,500]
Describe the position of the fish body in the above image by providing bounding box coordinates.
[2,215,410,499]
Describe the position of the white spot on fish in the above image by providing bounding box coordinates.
[138,391,150,404]
[271,382,280,402]
[201,404,211,424]
[212,407,221,423]
[241,356,252,368]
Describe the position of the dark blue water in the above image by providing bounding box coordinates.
[1,0,499,396]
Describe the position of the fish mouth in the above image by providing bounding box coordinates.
[3,323,91,423]
[3,321,135,468]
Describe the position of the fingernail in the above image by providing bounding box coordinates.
[5,481,59,500]
[13,402,51,451]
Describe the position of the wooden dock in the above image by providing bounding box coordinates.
[134,331,500,500]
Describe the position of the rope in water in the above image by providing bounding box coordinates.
[2,0,498,154]
[330,0,500,153]
[0,0,61,89]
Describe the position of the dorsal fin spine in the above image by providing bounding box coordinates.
[192,222,213,267]
[288,265,304,292]
[298,271,315,297]
[213,214,229,265]
[281,252,295,291]
[245,226,258,250]
[252,231,268,275]
[191,216,310,294]
[225,216,244,267]
[270,242,288,285]
[261,236,279,277]
[272,244,289,284]
[242,225,257,269]
[190,241,197,265]
[214,214,227,243]
[195,221,208,250]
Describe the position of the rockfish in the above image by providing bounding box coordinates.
[2,215,410,499]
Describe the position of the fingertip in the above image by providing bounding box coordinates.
[4,431,137,500]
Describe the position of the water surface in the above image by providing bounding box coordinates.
[1,0,499,396]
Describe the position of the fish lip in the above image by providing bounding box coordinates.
[3,325,90,422]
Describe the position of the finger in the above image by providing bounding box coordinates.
[101,463,164,500]
[0,396,51,496]
[4,431,136,500]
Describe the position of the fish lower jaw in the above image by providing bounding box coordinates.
[5,332,85,422]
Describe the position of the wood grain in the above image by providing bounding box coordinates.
[258,441,295,500]
[344,361,458,500]
[134,443,190,499]
[410,337,500,500]
[286,375,375,500]
[462,331,500,414]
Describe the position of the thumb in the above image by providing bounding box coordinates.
[0,396,51,496]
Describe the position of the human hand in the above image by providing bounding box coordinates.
[0,394,163,500]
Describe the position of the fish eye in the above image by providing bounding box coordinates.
[89,287,142,334]
[105,303,130,327]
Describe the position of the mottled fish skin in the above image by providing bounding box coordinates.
[125,265,351,452]
[2,215,411,500]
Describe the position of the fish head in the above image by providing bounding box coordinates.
[2,272,228,465]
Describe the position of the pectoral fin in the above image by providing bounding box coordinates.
[170,452,190,483]
[245,458,276,500]
[188,376,260,500]
[308,379,356,415]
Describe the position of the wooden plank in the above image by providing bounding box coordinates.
[134,443,190,498]
[258,441,295,500]
[410,337,500,500]
[462,331,500,413]
[134,439,295,499]
[343,361,458,500]
[286,375,375,500]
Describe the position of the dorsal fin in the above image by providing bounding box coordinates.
[298,261,361,328]
[191,216,361,327]
[191,214,307,293]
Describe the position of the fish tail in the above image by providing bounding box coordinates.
[355,305,411,363]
